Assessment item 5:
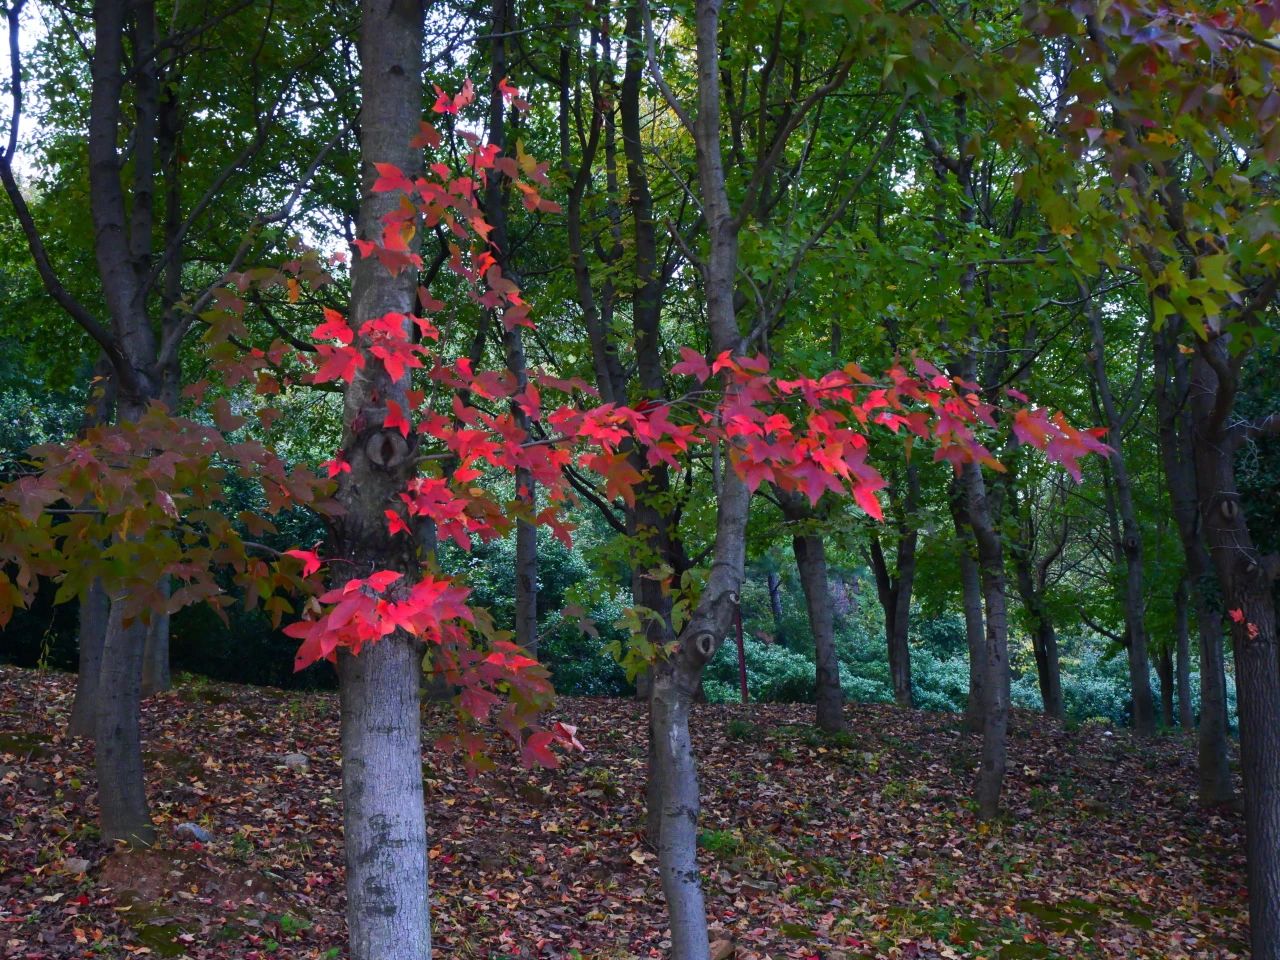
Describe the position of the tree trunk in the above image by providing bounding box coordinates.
[766,568,785,644]
[140,577,171,697]
[966,463,1010,820]
[1032,616,1063,722]
[330,2,429,958]
[485,0,537,658]
[1088,294,1156,736]
[1176,578,1194,731]
[1012,546,1063,721]
[1189,342,1280,958]
[94,599,154,845]
[337,638,430,960]
[1157,645,1174,729]
[791,530,844,732]
[651,659,707,958]
[68,357,115,738]
[646,2,753,953]
[69,578,109,737]
[869,523,916,709]
[950,478,986,733]
[1154,323,1233,803]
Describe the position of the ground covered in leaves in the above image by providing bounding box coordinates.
[0,665,1248,959]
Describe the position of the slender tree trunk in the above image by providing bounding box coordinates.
[1154,323,1233,803]
[1189,343,1280,958]
[966,462,1010,820]
[337,638,430,960]
[140,577,171,697]
[795,535,845,732]
[330,2,429,958]
[776,493,844,732]
[95,597,154,845]
[766,568,785,644]
[951,478,986,732]
[1088,294,1156,736]
[69,358,115,738]
[1157,645,1174,729]
[869,525,916,709]
[69,579,109,737]
[1033,617,1063,721]
[646,2,755,953]
[1176,578,1194,730]
[486,0,537,658]
[1012,552,1063,720]
[775,491,843,730]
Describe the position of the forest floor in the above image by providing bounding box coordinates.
[0,665,1249,960]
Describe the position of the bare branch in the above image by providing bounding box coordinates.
[639,0,695,137]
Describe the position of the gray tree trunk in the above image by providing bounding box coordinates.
[1012,548,1063,720]
[777,492,843,732]
[647,2,753,954]
[1157,645,1174,729]
[485,0,538,658]
[338,638,430,960]
[1154,323,1233,803]
[950,478,986,733]
[965,462,1010,820]
[68,358,116,738]
[869,468,918,710]
[1087,294,1156,736]
[95,597,154,845]
[794,534,845,732]
[69,579,109,737]
[1189,341,1280,957]
[140,577,171,697]
[329,2,430,958]
[766,568,785,644]
[1175,579,1194,731]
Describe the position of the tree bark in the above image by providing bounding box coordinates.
[779,493,844,732]
[485,0,538,658]
[1154,323,1233,803]
[965,462,1010,820]
[140,577,171,697]
[1011,546,1063,721]
[766,568,785,644]
[1157,644,1174,729]
[869,467,919,710]
[1175,578,1194,730]
[69,578,109,737]
[950,477,986,733]
[793,533,845,732]
[1031,614,1063,722]
[95,597,154,845]
[1189,341,1280,957]
[646,2,752,954]
[69,357,115,738]
[330,2,430,958]
[1087,293,1156,736]
[337,638,430,960]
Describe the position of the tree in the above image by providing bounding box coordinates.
[0,0,353,844]
[1026,2,1280,950]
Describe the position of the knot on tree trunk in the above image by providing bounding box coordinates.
[362,428,413,471]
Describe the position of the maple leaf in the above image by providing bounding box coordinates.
[312,344,365,384]
[283,549,322,578]
[371,163,415,194]
[384,400,411,437]
[671,347,712,382]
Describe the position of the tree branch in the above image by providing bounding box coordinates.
[639,0,695,137]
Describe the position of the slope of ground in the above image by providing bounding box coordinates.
[0,666,1247,959]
